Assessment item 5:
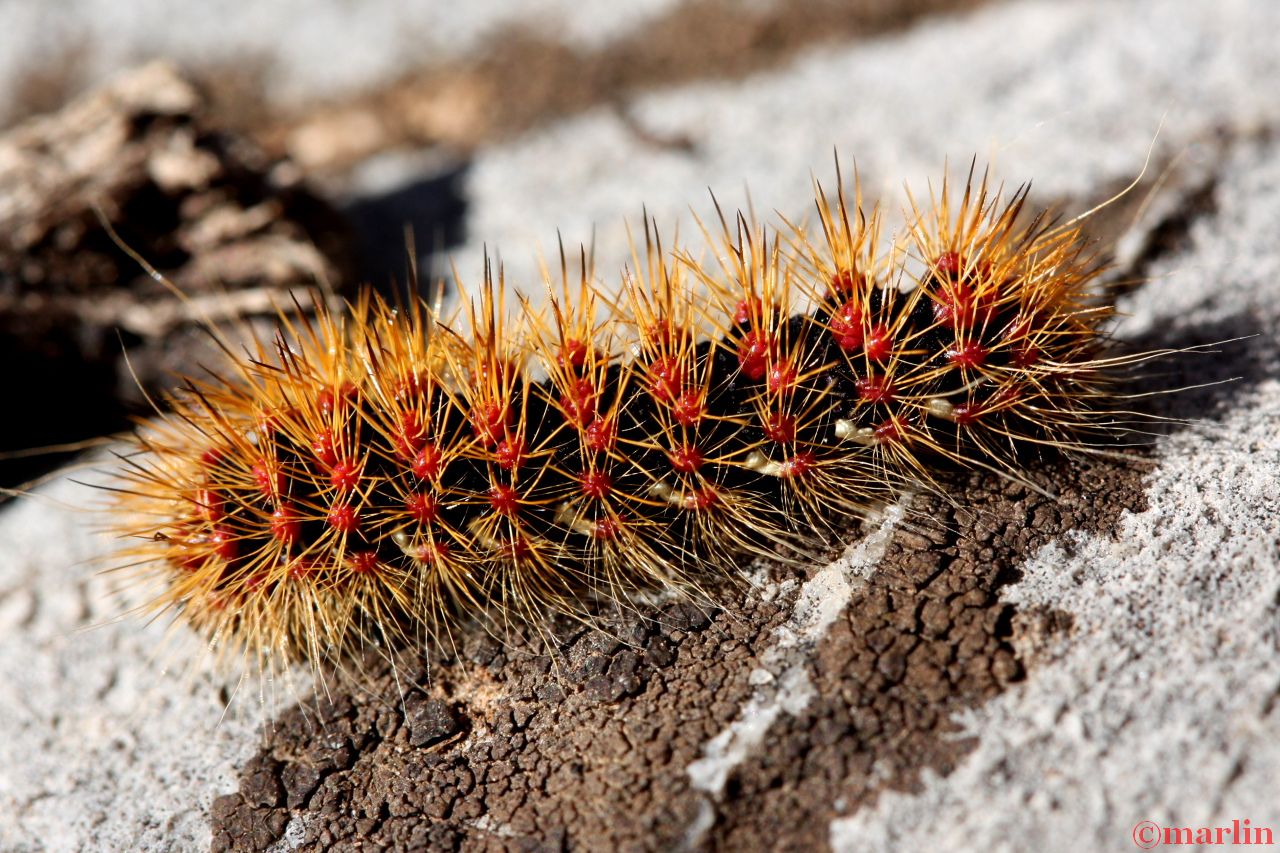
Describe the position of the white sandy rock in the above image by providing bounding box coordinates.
[1,0,1277,849]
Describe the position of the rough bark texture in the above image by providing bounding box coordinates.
[3,3,1276,850]
[209,456,1148,852]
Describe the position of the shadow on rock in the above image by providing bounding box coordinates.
[342,160,471,303]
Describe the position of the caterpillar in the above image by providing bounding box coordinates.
[110,165,1139,675]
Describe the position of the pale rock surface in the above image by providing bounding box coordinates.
[0,0,1276,849]
[0,0,684,107]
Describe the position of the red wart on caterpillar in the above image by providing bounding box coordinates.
[108,163,1165,676]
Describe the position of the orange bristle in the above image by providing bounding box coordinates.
[107,163,1154,677]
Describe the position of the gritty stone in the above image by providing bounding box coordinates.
[404,695,462,748]
[1,1,1278,851]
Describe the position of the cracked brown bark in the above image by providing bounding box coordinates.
[709,460,1147,852]
[207,146,1245,851]
[0,29,1236,851]
[209,455,1150,852]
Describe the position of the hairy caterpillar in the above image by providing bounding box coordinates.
[111,165,1145,674]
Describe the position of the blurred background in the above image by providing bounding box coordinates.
[0,0,1271,488]
[0,0,992,489]
[2,4,1279,851]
